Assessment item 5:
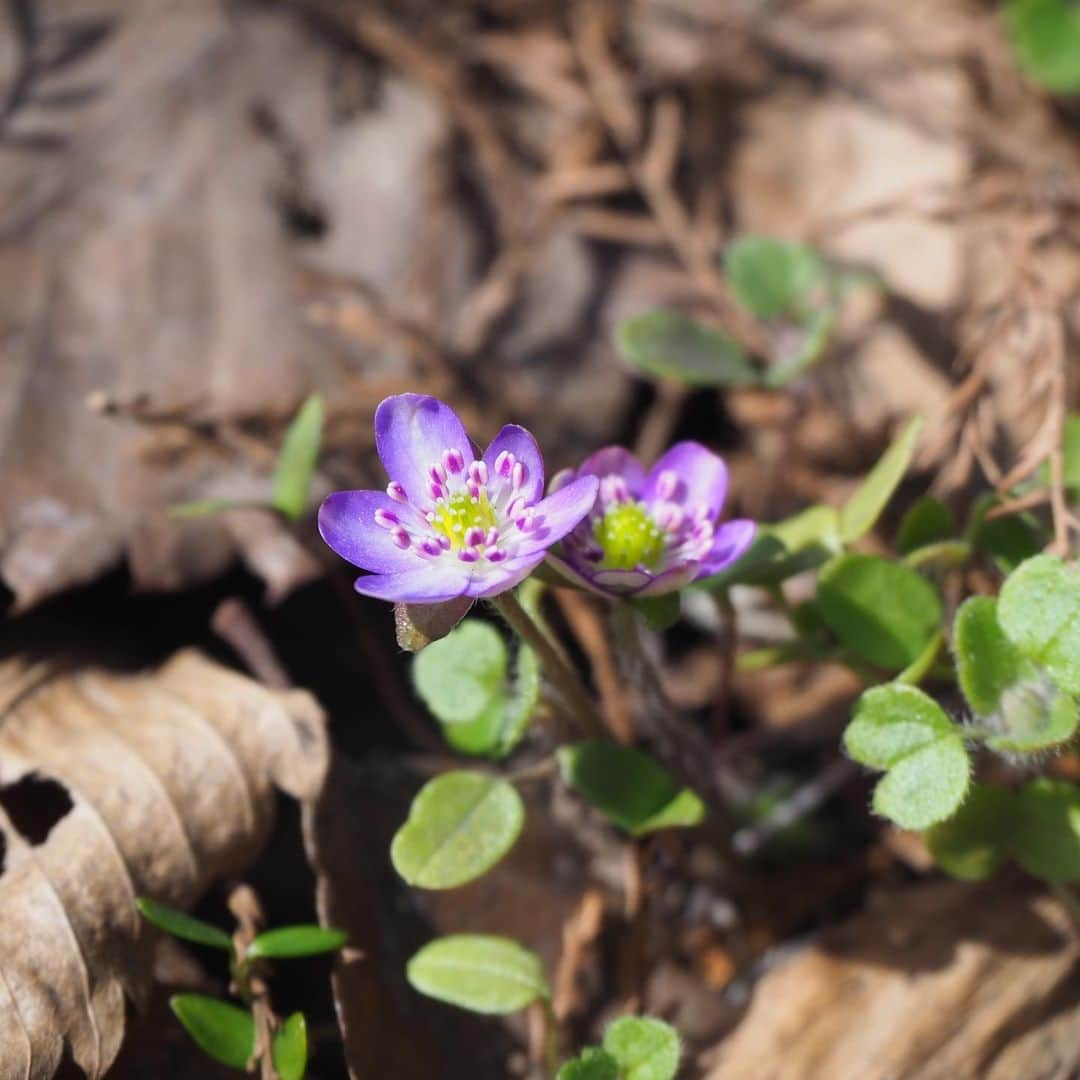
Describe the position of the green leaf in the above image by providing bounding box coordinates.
[248,925,348,961]
[724,236,823,320]
[903,540,971,571]
[897,497,955,554]
[954,596,1027,715]
[170,994,254,1069]
[632,592,681,632]
[838,416,923,543]
[558,741,704,836]
[986,682,1079,754]
[272,1013,308,1080]
[136,897,233,952]
[413,620,507,725]
[967,496,1042,574]
[998,555,1080,695]
[925,784,1014,881]
[817,554,942,670]
[1005,0,1080,93]
[407,934,549,1014]
[168,498,260,519]
[272,393,324,520]
[1013,779,1080,883]
[770,504,841,552]
[603,1016,681,1080]
[1063,414,1080,491]
[895,629,943,687]
[763,306,836,388]
[615,310,758,387]
[391,771,524,889]
[844,684,970,830]
[558,1047,619,1080]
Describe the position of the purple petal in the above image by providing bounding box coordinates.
[543,554,612,596]
[318,490,424,574]
[576,446,647,496]
[353,562,471,604]
[467,553,546,598]
[513,475,599,556]
[643,442,728,515]
[483,425,545,503]
[375,394,474,501]
[697,519,756,577]
[635,563,700,596]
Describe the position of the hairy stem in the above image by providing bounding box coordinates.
[490,589,606,738]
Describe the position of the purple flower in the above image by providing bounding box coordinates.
[318,394,599,603]
[546,443,756,597]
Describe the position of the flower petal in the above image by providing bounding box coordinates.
[353,562,471,604]
[592,568,652,593]
[318,490,424,574]
[374,394,474,500]
[467,553,546,598]
[514,475,599,555]
[483,425,545,503]
[576,446,647,496]
[635,563,700,596]
[543,553,612,596]
[643,441,728,515]
[697,519,756,577]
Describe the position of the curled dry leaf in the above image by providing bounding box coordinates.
[0,649,327,1080]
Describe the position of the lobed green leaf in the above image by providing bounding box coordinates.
[413,620,507,725]
[724,236,823,320]
[953,596,1027,716]
[1013,779,1080,883]
[925,784,1014,881]
[557,1048,619,1080]
[603,1016,681,1080]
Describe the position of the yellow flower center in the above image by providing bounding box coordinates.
[431,490,498,549]
[594,502,665,570]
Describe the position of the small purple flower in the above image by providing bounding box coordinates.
[546,443,756,597]
[318,394,599,603]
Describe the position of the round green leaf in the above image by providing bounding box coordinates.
[615,310,758,387]
[272,393,324,521]
[999,555,1080,695]
[839,416,923,544]
[724,236,823,320]
[407,934,549,1014]
[248,925,348,961]
[603,1016,681,1080]
[170,994,254,1069]
[558,1048,619,1080]
[897,496,955,554]
[137,897,233,952]
[954,596,1027,715]
[817,554,942,670]
[871,736,970,831]
[391,771,524,889]
[1005,0,1080,93]
[763,307,836,388]
[967,496,1042,574]
[1013,779,1080,883]
[558,741,703,836]
[272,1013,308,1080]
[925,784,1014,881]
[413,620,507,724]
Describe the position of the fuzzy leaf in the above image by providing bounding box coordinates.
[557,1047,619,1080]
[998,555,1080,695]
[817,554,942,670]
[839,416,923,543]
[985,683,1079,754]
[170,995,254,1069]
[844,684,970,830]
[954,596,1027,715]
[615,310,758,387]
[407,934,549,1014]
[272,393,324,521]
[925,784,1013,881]
[390,771,524,889]
[603,1016,681,1080]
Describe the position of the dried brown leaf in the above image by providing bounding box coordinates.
[0,650,327,1079]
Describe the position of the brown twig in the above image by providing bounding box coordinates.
[228,884,278,1080]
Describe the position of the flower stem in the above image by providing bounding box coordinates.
[491,589,606,738]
